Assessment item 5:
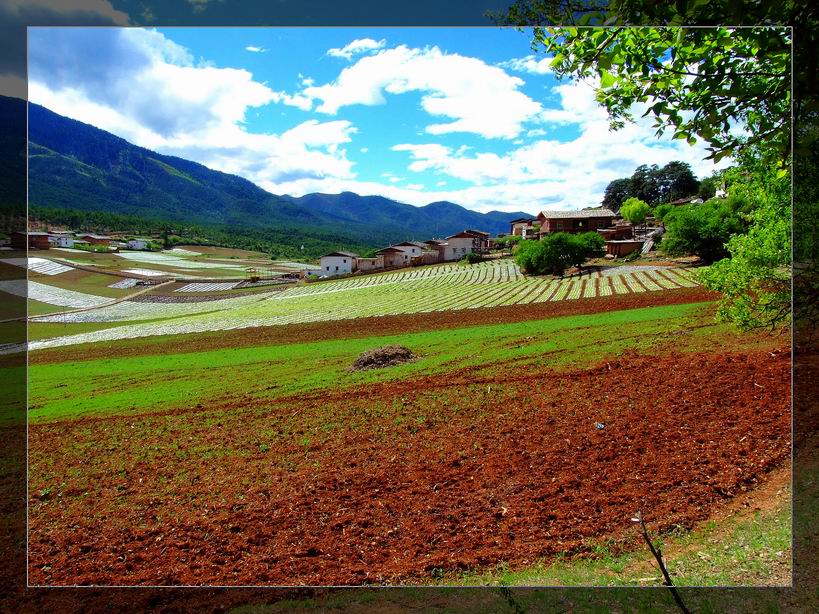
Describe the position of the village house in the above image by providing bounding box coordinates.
[375,246,407,268]
[77,233,114,246]
[318,251,358,276]
[10,231,50,250]
[509,217,536,238]
[126,238,151,250]
[441,231,479,261]
[536,208,617,235]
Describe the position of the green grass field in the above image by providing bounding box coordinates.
[28,301,726,423]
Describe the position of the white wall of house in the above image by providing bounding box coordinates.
[319,255,355,276]
[127,239,149,250]
[54,237,74,248]
[442,237,474,261]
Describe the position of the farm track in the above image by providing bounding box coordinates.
[29,286,719,364]
[27,348,790,586]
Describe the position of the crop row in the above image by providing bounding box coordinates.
[24,263,700,351]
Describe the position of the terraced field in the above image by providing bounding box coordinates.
[24,260,700,350]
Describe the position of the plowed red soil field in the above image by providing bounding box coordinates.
[28,346,789,586]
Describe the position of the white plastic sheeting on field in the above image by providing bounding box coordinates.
[0,279,113,308]
[0,257,73,276]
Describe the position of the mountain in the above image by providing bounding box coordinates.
[24,98,531,247]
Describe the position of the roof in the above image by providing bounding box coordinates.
[509,218,534,224]
[538,208,616,219]
[78,233,113,239]
[394,241,427,248]
[446,231,487,239]
[24,231,51,236]
[320,251,359,258]
[463,229,490,236]
[375,246,404,254]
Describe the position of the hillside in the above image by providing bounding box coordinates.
[23,98,530,249]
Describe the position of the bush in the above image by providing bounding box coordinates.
[620,197,650,225]
[653,203,674,222]
[461,252,482,264]
[660,200,746,263]
[515,232,604,276]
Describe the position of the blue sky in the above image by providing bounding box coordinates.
[27,26,727,214]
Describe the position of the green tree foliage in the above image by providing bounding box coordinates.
[653,204,674,223]
[658,161,700,202]
[31,205,374,260]
[498,10,795,331]
[698,171,724,200]
[697,156,791,329]
[604,161,701,208]
[660,200,746,263]
[601,177,631,211]
[516,232,604,276]
[619,197,650,226]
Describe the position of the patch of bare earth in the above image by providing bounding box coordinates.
[28,347,789,586]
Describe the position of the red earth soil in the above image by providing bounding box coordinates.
[27,347,790,586]
[29,285,718,365]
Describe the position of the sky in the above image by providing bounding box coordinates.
[27,26,730,215]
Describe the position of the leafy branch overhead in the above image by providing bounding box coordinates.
[534,26,790,164]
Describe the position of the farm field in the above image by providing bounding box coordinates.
[44,245,315,280]
[23,264,791,586]
[18,259,702,352]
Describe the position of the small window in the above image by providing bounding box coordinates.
[325,266,329,271]
[343,259,347,263]
[335,266,339,271]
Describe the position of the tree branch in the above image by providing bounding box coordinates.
[633,511,691,614]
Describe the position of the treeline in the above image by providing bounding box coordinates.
[602,161,723,211]
[30,206,374,260]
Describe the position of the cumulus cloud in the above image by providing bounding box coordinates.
[303,44,543,139]
[500,55,553,75]
[388,78,731,212]
[327,38,385,60]
[28,28,357,189]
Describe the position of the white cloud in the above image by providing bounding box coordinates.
[303,44,543,139]
[500,55,553,76]
[387,78,731,213]
[245,45,266,53]
[327,38,386,60]
[29,28,357,189]
[360,147,369,153]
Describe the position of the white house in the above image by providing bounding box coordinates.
[126,238,150,250]
[53,236,74,248]
[319,251,358,276]
[441,232,476,261]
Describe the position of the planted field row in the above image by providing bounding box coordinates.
[0,257,73,276]
[176,282,241,293]
[1,280,114,309]
[25,262,701,351]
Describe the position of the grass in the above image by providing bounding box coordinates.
[25,300,782,424]
[439,492,791,587]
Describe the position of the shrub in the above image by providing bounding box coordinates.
[515,232,604,276]
[461,252,482,264]
[660,200,746,263]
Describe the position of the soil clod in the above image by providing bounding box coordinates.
[349,345,416,371]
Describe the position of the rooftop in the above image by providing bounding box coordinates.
[539,208,616,219]
[320,251,359,258]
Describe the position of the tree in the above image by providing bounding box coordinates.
[601,177,631,211]
[619,197,650,228]
[515,232,604,276]
[628,164,662,204]
[660,200,746,263]
[697,171,724,200]
[657,161,700,202]
[653,204,674,224]
[496,13,795,331]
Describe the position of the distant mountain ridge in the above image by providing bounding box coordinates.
[21,98,530,245]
